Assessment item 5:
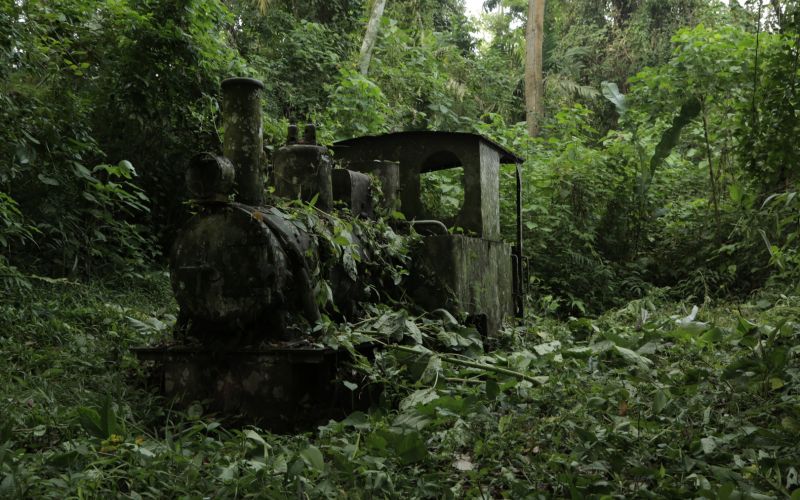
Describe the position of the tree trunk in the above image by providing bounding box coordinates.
[525,0,545,137]
[770,0,783,32]
[358,0,387,75]
[611,0,635,28]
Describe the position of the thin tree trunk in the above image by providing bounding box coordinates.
[769,0,783,31]
[525,0,545,137]
[701,99,721,236]
[358,0,387,76]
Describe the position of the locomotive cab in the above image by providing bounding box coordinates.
[332,131,524,339]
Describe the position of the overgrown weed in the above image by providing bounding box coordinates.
[1,275,798,498]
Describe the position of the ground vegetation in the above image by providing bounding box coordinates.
[1,0,799,496]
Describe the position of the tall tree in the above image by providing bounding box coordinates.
[525,0,545,136]
[359,0,387,75]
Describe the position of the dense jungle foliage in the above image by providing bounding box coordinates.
[1,0,799,497]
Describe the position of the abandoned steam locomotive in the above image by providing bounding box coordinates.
[136,77,524,428]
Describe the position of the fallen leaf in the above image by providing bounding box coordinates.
[452,454,475,471]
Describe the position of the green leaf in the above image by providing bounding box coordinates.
[218,463,237,481]
[591,340,615,354]
[701,436,717,454]
[649,98,701,178]
[653,389,668,414]
[729,183,743,203]
[392,411,431,431]
[533,341,561,356]
[0,473,16,497]
[378,428,428,465]
[485,379,499,401]
[613,345,654,369]
[99,396,122,438]
[77,407,104,438]
[786,466,798,490]
[37,174,59,186]
[243,429,267,447]
[400,388,439,411]
[341,411,371,430]
[782,417,800,433]
[404,319,423,344]
[699,327,724,345]
[73,163,94,180]
[117,160,136,177]
[82,191,99,204]
[299,445,325,471]
[717,482,735,500]
[769,377,785,390]
[601,81,627,115]
[332,235,351,246]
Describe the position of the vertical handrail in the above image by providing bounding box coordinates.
[514,162,524,318]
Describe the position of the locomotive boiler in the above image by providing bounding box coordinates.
[136,77,524,429]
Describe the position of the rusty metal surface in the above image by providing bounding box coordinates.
[364,160,400,212]
[332,131,518,240]
[221,77,265,206]
[148,78,525,428]
[406,234,513,338]
[169,202,320,340]
[186,153,235,201]
[133,342,377,431]
[132,345,336,362]
[332,131,523,165]
[272,124,334,211]
[332,169,373,217]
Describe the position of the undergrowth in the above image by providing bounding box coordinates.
[1,275,799,498]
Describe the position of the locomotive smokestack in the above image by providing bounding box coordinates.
[303,123,317,145]
[221,77,265,205]
[286,123,299,144]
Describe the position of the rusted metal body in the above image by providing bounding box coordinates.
[221,77,265,206]
[185,153,235,202]
[332,169,373,217]
[406,234,514,341]
[170,203,321,341]
[332,132,524,337]
[366,160,401,211]
[333,131,521,239]
[136,76,525,428]
[135,344,374,431]
[272,124,333,211]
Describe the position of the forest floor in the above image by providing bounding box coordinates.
[1,274,799,498]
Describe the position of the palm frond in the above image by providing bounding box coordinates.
[545,74,600,99]
[256,0,271,15]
